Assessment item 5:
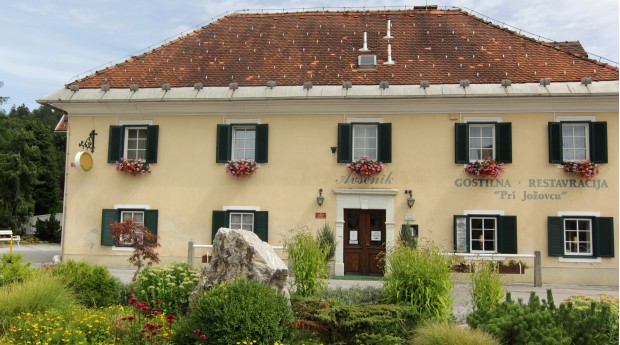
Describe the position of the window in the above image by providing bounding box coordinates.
[454,122,511,163]
[563,218,592,256]
[212,210,268,242]
[229,212,254,231]
[453,214,517,254]
[108,125,159,163]
[101,208,158,246]
[119,210,145,245]
[548,122,607,163]
[470,217,497,253]
[337,123,391,163]
[216,124,268,163]
[548,216,614,257]
[124,127,148,160]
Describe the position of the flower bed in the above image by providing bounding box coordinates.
[115,158,151,176]
[346,156,384,177]
[561,160,599,179]
[225,159,259,177]
[464,159,504,178]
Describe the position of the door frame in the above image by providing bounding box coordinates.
[333,188,397,276]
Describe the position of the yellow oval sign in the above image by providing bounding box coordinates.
[74,151,93,172]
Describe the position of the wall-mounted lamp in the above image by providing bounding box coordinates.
[405,190,415,208]
[317,189,325,207]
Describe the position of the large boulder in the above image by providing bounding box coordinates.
[191,228,289,301]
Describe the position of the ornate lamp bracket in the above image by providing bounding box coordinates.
[78,130,98,153]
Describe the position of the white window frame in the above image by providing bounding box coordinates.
[468,123,496,162]
[352,124,379,160]
[229,212,255,232]
[469,216,497,253]
[561,123,590,161]
[113,204,150,251]
[563,218,593,256]
[231,125,257,161]
[123,126,148,160]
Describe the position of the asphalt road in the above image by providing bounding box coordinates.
[2,243,617,321]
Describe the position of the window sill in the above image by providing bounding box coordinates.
[559,257,602,263]
[112,246,133,252]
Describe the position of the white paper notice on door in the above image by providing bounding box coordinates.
[349,230,358,244]
[371,231,381,241]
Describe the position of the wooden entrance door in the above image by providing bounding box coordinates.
[343,209,386,276]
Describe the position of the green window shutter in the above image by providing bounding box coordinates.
[212,210,228,243]
[496,123,512,163]
[547,216,564,256]
[146,125,159,163]
[453,215,469,252]
[455,123,468,163]
[144,210,159,245]
[498,215,518,254]
[254,211,269,242]
[548,122,563,163]
[378,123,392,163]
[255,124,269,163]
[216,124,231,163]
[337,123,352,163]
[101,209,119,246]
[107,126,124,163]
[589,122,608,163]
[594,217,614,257]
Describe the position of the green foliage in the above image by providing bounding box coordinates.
[34,213,61,243]
[467,291,571,345]
[51,260,123,307]
[382,245,453,321]
[557,295,619,345]
[316,223,336,262]
[292,295,418,344]
[286,227,329,297]
[132,263,200,316]
[0,272,75,322]
[470,261,504,311]
[173,278,293,345]
[312,286,384,304]
[411,322,501,345]
[0,253,33,286]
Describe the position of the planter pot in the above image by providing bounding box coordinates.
[498,265,524,274]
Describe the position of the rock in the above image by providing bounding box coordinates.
[191,228,289,302]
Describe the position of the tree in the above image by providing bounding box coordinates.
[0,81,8,113]
[110,218,160,282]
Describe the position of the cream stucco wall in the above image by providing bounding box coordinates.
[60,96,619,285]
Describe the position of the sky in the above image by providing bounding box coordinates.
[1,0,618,113]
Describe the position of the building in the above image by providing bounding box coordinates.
[39,7,618,285]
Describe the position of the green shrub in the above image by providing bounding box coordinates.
[34,213,61,243]
[411,322,501,345]
[467,290,571,345]
[470,261,504,311]
[312,286,384,304]
[316,223,336,262]
[292,295,418,344]
[383,245,453,321]
[51,260,123,307]
[0,254,33,286]
[173,278,293,345]
[0,272,75,323]
[286,227,329,297]
[132,263,199,315]
[557,295,619,345]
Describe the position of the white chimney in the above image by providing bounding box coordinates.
[384,43,395,65]
[383,19,394,40]
[359,32,370,52]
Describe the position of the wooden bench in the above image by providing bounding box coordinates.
[0,230,20,246]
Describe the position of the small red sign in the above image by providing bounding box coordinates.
[315,212,327,219]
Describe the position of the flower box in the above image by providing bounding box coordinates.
[464,159,504,178]
[346,156,384,177]
[115,158,151,176]
[226,159,259,177]
[561,160,599,179]
[498,265,524,274]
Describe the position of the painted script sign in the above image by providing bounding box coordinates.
[335,171,393,185]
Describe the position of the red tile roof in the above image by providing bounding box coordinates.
[70,8,618,89]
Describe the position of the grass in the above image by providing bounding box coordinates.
[411,322,501,345]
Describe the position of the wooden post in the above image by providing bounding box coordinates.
[188,241,194,269]
[534,251,542,287]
